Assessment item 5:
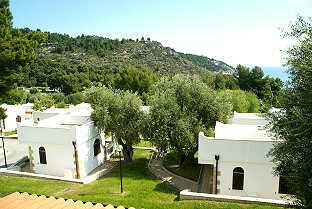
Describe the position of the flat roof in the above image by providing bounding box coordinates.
[215,122,273,141]
[214,111,275,141]
[0,192,135,209]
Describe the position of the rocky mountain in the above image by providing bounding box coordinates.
[31,31,234,75]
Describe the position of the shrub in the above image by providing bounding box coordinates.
[65,92,85,105]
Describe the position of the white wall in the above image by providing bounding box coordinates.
[33,112,59,122]
[29,143,75,178]
[217,162,280,199]
[75,122,105,177]
[78,136,105,178]
[18,126,75,145]
[198,133,283,199]
[1,104,33,131]
[18,121,106,178]
[198,133,275,164]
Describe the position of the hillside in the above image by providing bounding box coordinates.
[179,53,235,73]
[17,30,237,90]
[25,30,234,74]
[37,40,205,74]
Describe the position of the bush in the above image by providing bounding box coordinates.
[51,92,66,103]
[1,89,27,104]
[26,92,41,103]
[65,92,85,105]
[29,88,39,94]
[55,102,67,108]
[220,90,260,113]
[246,92,260,113]
[33,94,55,110]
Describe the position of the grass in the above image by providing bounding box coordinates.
[4,130,17,136]
[0,150,284,209]
[135,140,153,147]
[163,152,201,181]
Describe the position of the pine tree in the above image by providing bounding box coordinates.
[0,0,36,98]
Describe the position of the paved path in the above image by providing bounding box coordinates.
[0,138,28,168]
[148,157,198,192]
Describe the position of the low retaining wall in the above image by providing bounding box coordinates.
[0,168,84,183]
[148,159,198,191]
[179,189,292,206]
[0,162,116,184]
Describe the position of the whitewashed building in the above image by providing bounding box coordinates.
[198,112,287,200]
[0,103,33,131]
[17,103,115,179]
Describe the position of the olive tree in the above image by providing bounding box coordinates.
[87,87,144,161]
[144,75,232,166]
[269,16,312,208]
[220,89,260,113]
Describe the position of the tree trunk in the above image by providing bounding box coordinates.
[178,152,187,167]
[2,119,5,130]
[117,138,133,162]
[178,150,196,167]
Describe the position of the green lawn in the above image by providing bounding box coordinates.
[4,129,17,136]
[0,150,284,209]
[135,140,153,147]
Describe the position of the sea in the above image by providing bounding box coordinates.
[260,66,289,82]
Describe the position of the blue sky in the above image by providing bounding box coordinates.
[10,0,312,67]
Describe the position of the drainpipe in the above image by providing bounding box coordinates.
[214,155,220,194]
[72,141,80,179]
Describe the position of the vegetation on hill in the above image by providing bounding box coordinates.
[179,52,235,73]
[0,23,283,111]
[0,0,283,112]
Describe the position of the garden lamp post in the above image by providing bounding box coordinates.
[0,128,7,168]
[118,145,123,193]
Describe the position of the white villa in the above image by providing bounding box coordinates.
[198,112,287,200]
[17,103,115,179]
[0,103,33,131]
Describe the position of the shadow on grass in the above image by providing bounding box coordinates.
[95,150,182,200]
[105,152,159,181]
[153,181,179,195]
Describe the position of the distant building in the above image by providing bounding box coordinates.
[0,103,33,131]
[17,103,115,179]
[198,112,288,200]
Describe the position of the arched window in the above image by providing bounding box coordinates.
[39,147,47,164]
[94,139,101,156]
[232,167,244,190]
[16,115,21,123]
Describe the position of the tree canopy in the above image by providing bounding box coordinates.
[269,16,312,208]
[87,87,144,161]
[144,75,232,165]
[0,0,42,100]
[235,65,283,110]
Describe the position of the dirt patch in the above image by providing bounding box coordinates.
[53,185,82,196]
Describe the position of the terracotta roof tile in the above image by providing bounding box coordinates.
[0,192,135,209]
[92,203,106,208]
[46,197,67,209]
[104,204,115,209]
